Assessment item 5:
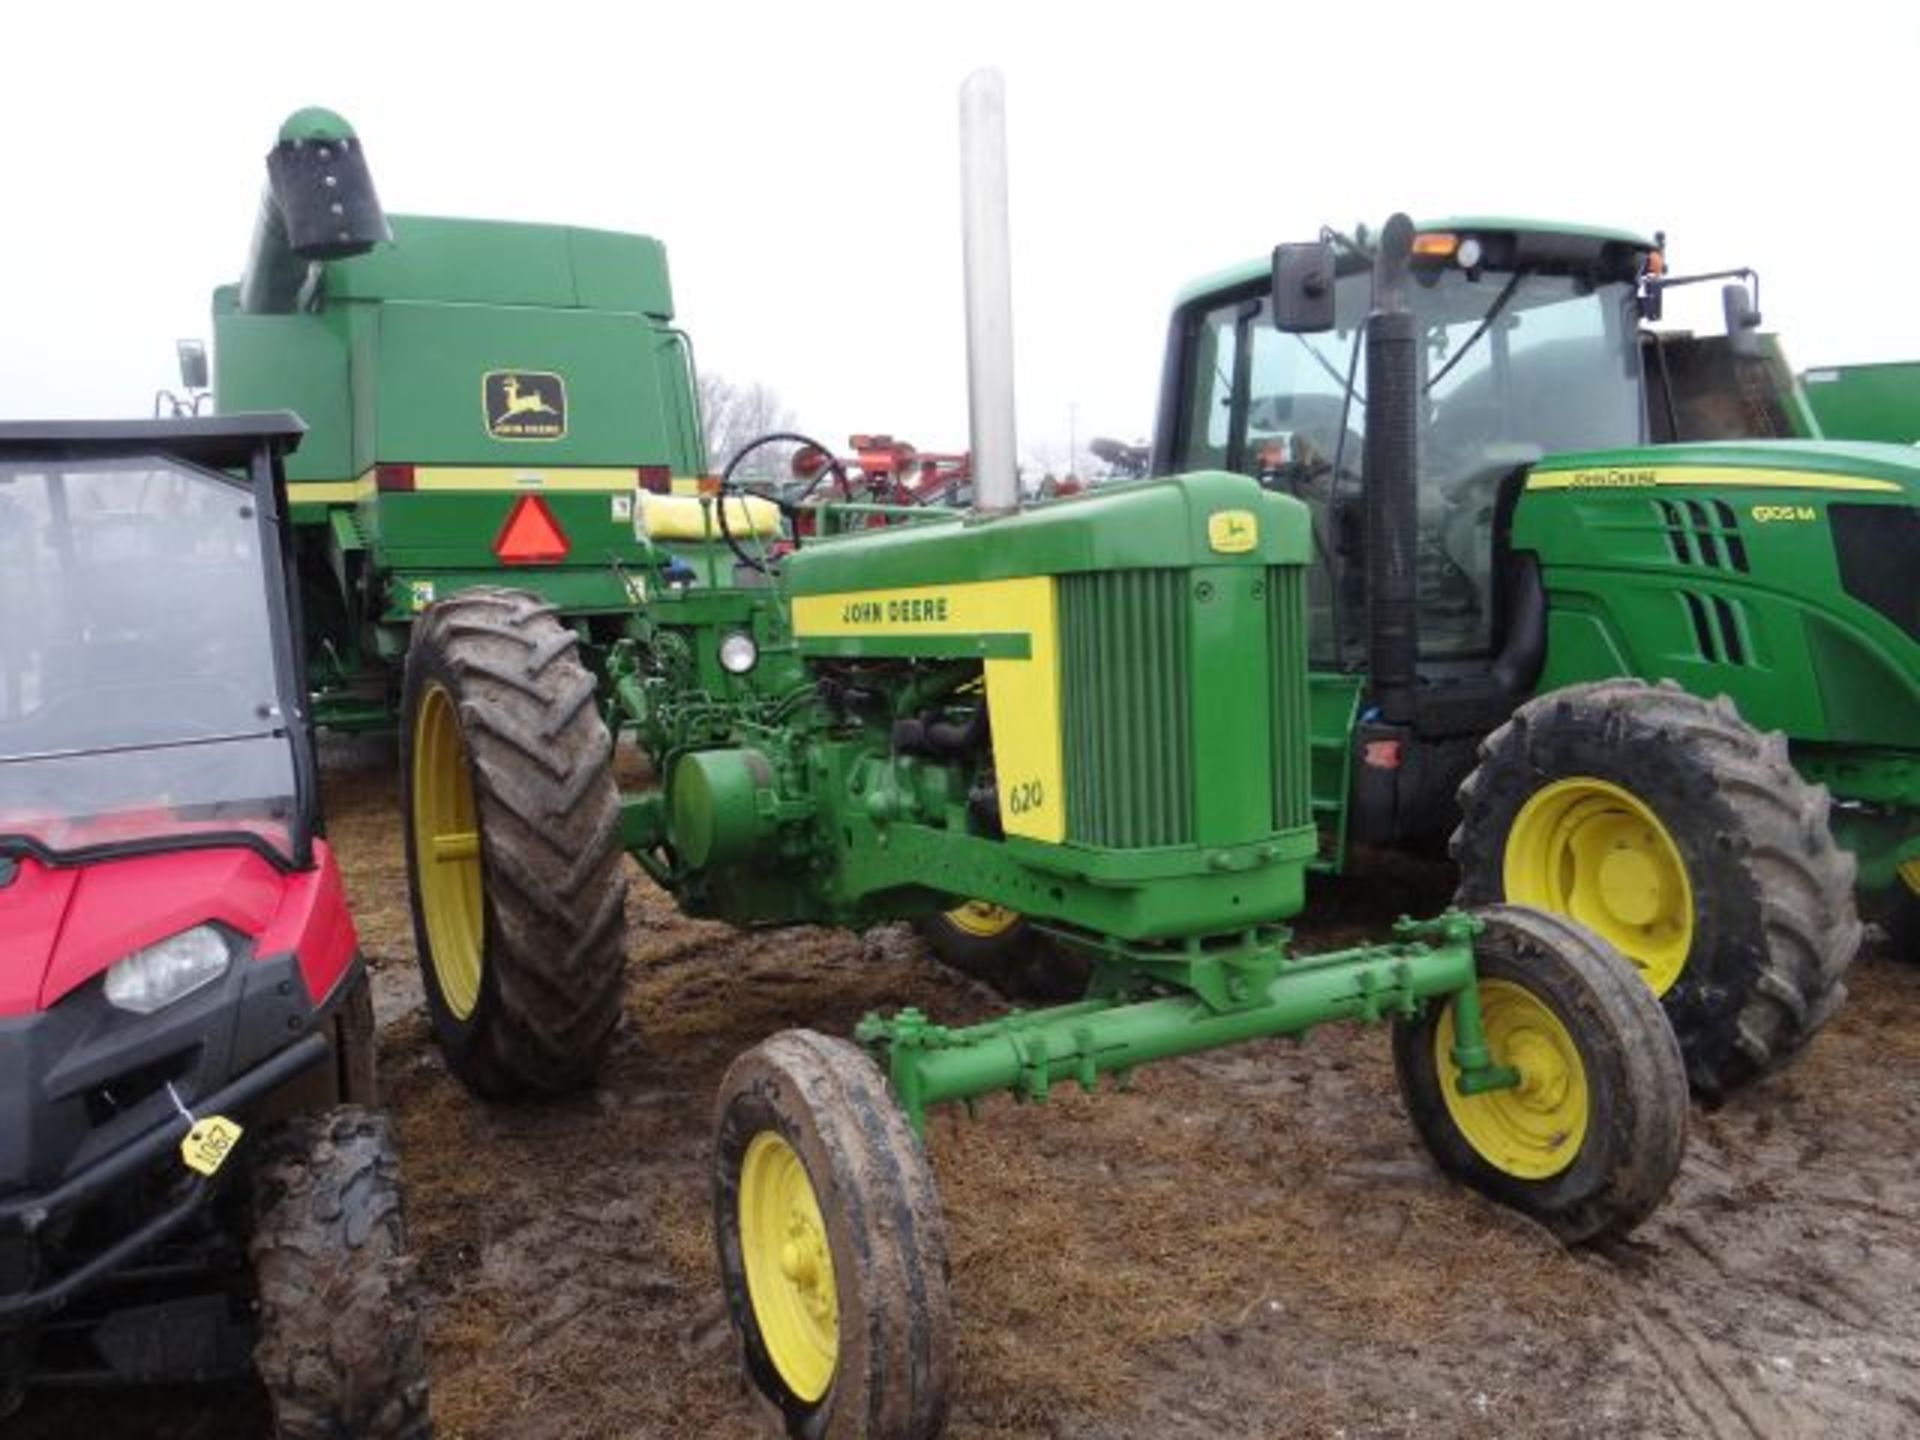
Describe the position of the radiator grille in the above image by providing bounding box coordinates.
[1268,565,1313,831]
[1059,570,1193,847]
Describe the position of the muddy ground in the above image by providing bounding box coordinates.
[14,742,1920,1439]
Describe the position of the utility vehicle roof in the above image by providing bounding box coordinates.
[0,412,306,469]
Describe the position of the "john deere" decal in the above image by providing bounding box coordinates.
[483,370,567,440]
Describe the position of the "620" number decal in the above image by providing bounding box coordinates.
[1007,779,1045,815]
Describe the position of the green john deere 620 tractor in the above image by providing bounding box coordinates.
[1136,217,1915,1089]
[204,77,1701,1436]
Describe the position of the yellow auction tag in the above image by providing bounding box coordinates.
[180,1116,244,1177]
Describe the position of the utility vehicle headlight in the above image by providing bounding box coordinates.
[719,631,759,675]
[104,925,232,1014]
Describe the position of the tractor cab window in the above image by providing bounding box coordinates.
[1641,331,1812,442]
[1180,280,1372,664]
[1418,269,1644,657]
[1179,258,1643,668]
[0,455,298,860]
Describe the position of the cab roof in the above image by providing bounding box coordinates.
[1173,217,1659,308]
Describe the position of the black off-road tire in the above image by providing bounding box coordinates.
[1453,679,1859,1096]
[401,587,628,1097]
[714,1031,953,1440]
[249,1106,430,1439]
[913,905,1088,1001]
[1393,905,1689,1244]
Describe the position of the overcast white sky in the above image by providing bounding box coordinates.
[5,1,1916,469]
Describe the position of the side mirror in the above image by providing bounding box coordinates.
[1723,283,1762,357]
[177,339,210,392]
[1272,240,1336,334]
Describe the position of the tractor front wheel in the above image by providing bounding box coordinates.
[1393,905,1688,1244]
[713,1031,953,1439]
[914,902,1088,1000]
[248,1106,430,1439]
[1872,868,1919,961]
[1453,679,1859,1095]
[401,587,628,1097]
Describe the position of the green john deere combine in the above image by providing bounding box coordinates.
[206,79,1696,1437]
[212,107,710,735]
[1132,216,1919,1082]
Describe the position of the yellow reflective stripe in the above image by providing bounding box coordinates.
[410,467,637,492]
[1527,466,1901,494]
[287,476,376,504]
[792,577,1065,843]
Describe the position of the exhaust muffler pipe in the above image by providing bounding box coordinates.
[958,70,1019,514]
[1364,213,1420,727]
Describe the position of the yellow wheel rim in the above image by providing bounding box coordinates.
[944,900,1021,939]
[1435,980,1590,1180]
[1900,858,1920,896]
[411,683,484,1020]
[1503,777,1694,996]
[740,1132,839,1402]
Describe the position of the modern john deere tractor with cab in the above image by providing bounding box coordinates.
[334,73,1688,1438]
[0,415,425,1435]
[1119,215,1917,1088]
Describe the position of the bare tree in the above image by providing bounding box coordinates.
[699,373,800,480]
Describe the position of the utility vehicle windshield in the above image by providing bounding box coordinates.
[0,454,297,859]
[1180,257,1643,665]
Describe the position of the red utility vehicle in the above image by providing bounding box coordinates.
[0,415,427,1435]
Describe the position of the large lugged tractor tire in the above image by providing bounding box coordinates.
[713,1031,953,1440]
[1453,679,1859,1097]
[401,587,628,1097]
[1393,905,1689,1244]
[913,901,1088,1001]
[249,1106,430,1439]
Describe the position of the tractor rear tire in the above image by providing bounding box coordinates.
[1453,679,1859,1096]
[401,587,628,1098]
[1393,905,1688,1244]
[914,902,1088,1001]
[713,1030,953,1440]
[249,1106,430,1440]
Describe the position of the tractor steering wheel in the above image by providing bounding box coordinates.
[717,431,853,575]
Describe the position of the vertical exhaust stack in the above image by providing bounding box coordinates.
[959,70,1020,514]
[1364,214,1421,726]
[238,108,390,315]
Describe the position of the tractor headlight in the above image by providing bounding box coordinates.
[719,631,759,675]
[103,925,233,1014]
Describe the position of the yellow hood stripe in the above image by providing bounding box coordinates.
[1528,465,1900,494]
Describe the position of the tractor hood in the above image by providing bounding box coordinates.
[1516,436,1920,758]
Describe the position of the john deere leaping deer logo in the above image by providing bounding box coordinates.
[483,370,567,440]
